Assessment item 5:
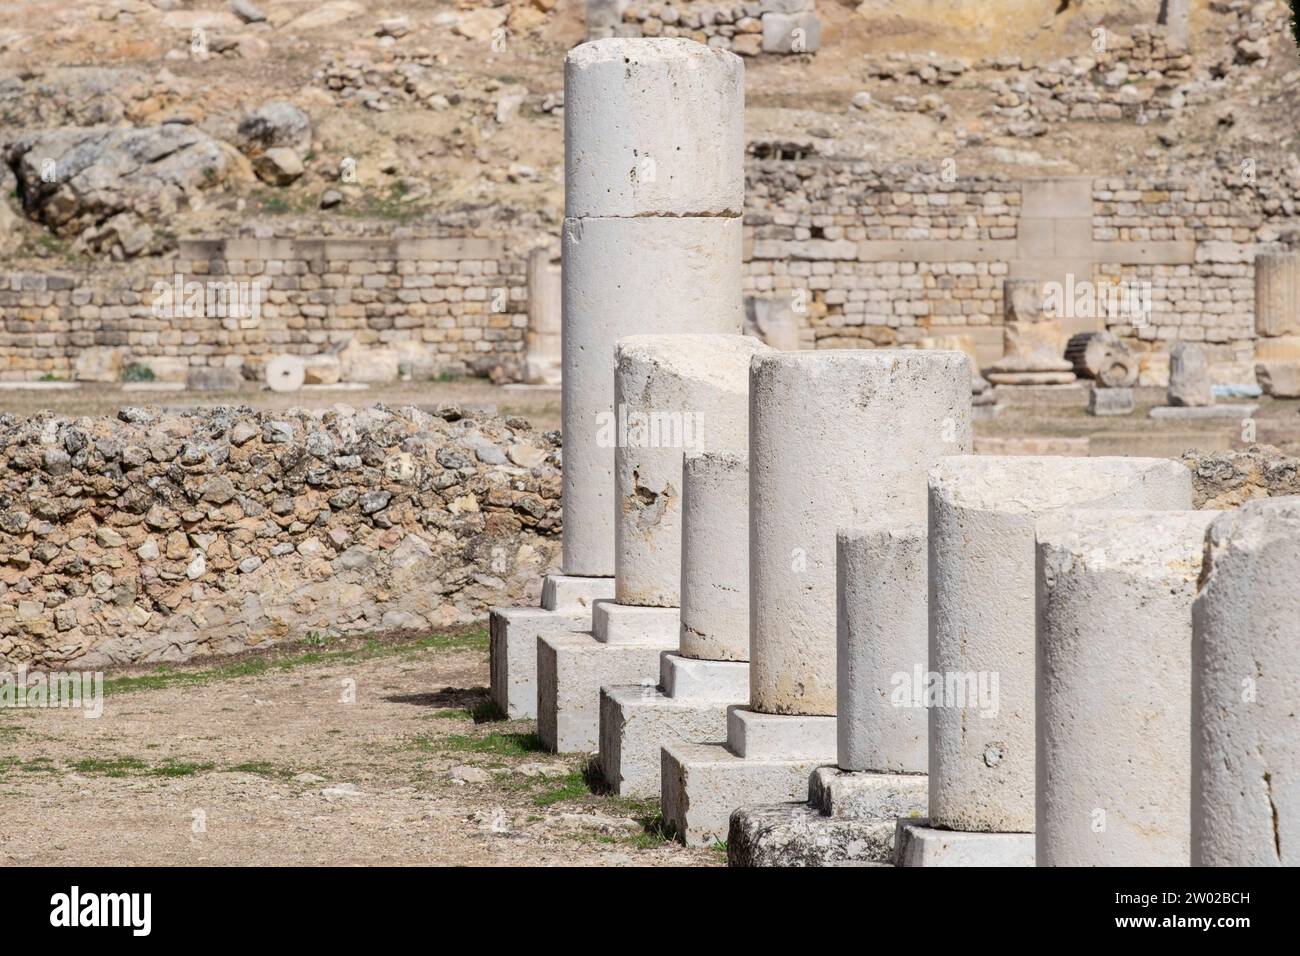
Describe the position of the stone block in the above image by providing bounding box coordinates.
[894,819,1035,867]
[1086,385,1134,416]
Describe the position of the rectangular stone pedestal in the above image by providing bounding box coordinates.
[488,574,614,718]
[598,654,749,797]
[660,708,837,847]
[727,766,928,866]
[536,626,675,753]
[893,819,1035,867]
[592,601,680,644]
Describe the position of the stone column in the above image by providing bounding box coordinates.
[1254,250,1299,338]
[749,350,973,716]
[561,38,744,578]
[612,334,769,612]
[1192,497,1300,866]
[926,457,1193,837]
[1035,510,1216,867]
[679,451,749,661]
[524,248,561,385]
[837,525,927,774]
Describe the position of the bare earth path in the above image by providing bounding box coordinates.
[0,629,719,867]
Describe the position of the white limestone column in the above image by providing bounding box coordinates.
[1192,496,1300,866]
[613,334,769,607]
[749,350,973,716]
[679,452,749,661]
[1035,510,1216,867]
[561,38,745,577]
[927,456,1193,834]
[1254,250,1300,338]
[837,525,928,774]
[565,39,744,219]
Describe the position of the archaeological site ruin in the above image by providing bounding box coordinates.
[0,0,1296,902]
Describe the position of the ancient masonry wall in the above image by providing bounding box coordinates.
[2,164,1295,383]
[0,404,560,668]
[0,237,530,383]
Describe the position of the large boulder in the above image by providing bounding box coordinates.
[4,125,230,256]
[235,100,312,156]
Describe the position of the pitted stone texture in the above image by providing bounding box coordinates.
[749,350,972,715]
[536,630,666,753]
[679,452,749,661]
[927,456,1193,834]
[894,820,1035,867]
[809,766,928,822]
[728,804,895,867]
[726,706,837,760]
[542,574,615,613]
[488,606,590,719]
[1035,510,1216,867]
[614,335,768,607]
[662,742,823,847]
[564,39,744,218]
[599,684,733,797]
[1193,497,1300,866]
[660,653,749,702]
[837,525,927,773]
[591,601,679,645]
[560,215,743,577]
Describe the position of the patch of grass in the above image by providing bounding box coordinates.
[471,700,506,723]
[532,769,591,807]
[710,839,728,854]
[150,760,215,778]
[440,731,544,758]
[101,627,489,698]
[120,363,156,383]
[71,756,149,777]
[228,761,298,780]
[430,708,472,720]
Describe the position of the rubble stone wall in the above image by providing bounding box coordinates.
[0,403,561,668]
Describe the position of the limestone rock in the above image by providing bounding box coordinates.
[1168,341,1213,407]
[236,100,312,156]
[252,147,305,186]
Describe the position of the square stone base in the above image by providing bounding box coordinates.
[661,741,828,848]
[809,767,927,821]
[592,601,680,644]
[894,818,1035,867]
[726,767,928,866]
[726,707,837,760]
[489,607,590,719]
[487,574,613,719]
[598,655,749,797]
[536,630,667,754]
[727,803,898,867]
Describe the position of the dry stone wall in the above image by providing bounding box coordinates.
[0,403,560,668]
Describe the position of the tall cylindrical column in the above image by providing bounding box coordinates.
[679,452,749,661]
[837,525,928,774]
[613,334,769,607]
[1192,496,1300,866]
[1035,510,1216,867]
[749,350,973,716]
[927,456,1192,834]
[561,39,745,577]
[1254,250,1299,338]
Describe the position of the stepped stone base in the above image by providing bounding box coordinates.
[488,574,614,719]
[893,819,1035,867]
[536,628,671,753]
[727,767,928,866]
[597,655,749,797]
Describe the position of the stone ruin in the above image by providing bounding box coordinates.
[490,37,1298,867]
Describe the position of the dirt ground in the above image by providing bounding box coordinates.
[0,628,719,867]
